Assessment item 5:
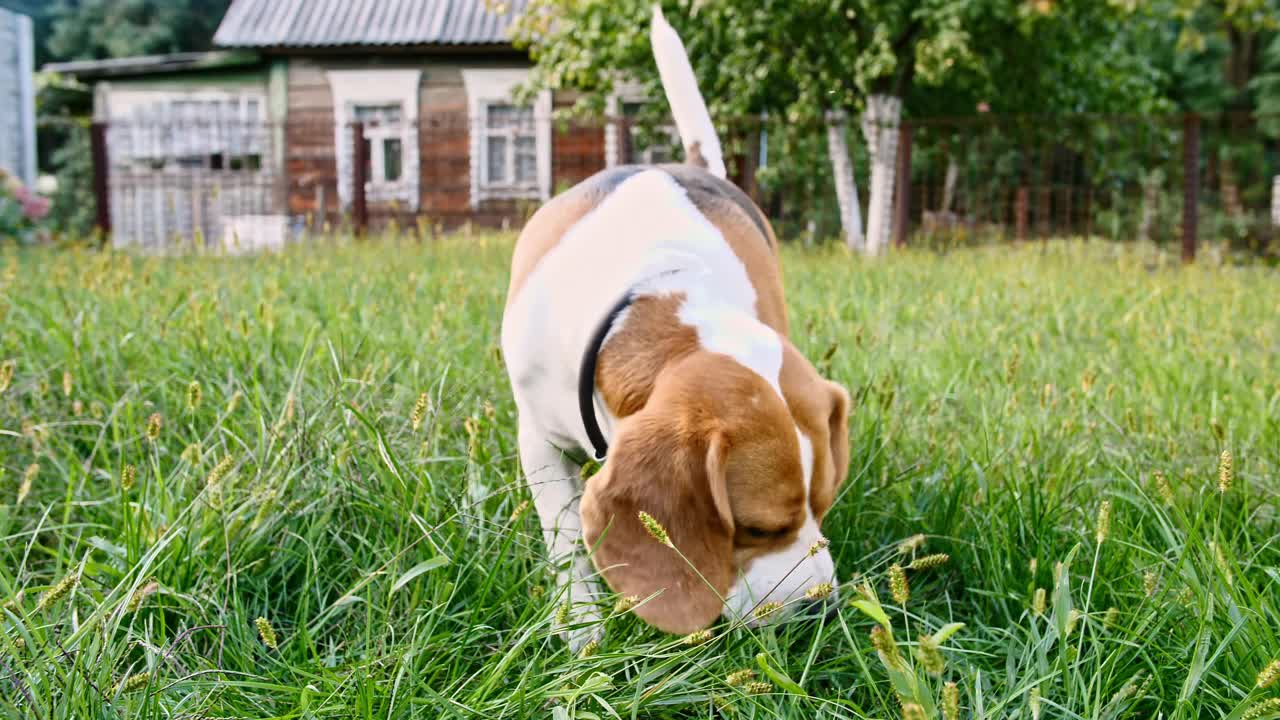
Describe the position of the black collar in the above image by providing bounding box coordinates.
[578,292,636,460]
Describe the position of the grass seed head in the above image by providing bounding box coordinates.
[0,359,13,394]
[127,580,159,613]
[1064,608,1081,637]
[638,511,672,547]
[1104,606,1120,628]
[870,625,902,669]
[916,633,945,676]
[1143,570,1158,597]
[36,570,80,612]
[897,533,926,555]
[1030,687,1042,720]
[725,669,756,686]
[226,390,243,414]
[753,601,783,621]
[942,682,960,720]
[18,463,37,505]
[1218,449,1233,494]
[255,616,278,650]
[808,536,830,557]
[410,392,430,431]
[186,380,202,410]
[115,672,151,695]
[889,564,909,605]
[1257,659,1280,689]
[613,595,639,614]
[1032,588,1047,616]
[683,629,713,645]
[805,582,833,601]
[120,464,137,492]
[1243,698,1280,720]
[744,681,773,695]
[900,700,926,720]
[910,553,950,571]
[1153,470,1174,504]
[145,413,162,441]
[578,639,599,658]
[62,370,72,397]
[1095,499,1112,543]
[206,455,234,488]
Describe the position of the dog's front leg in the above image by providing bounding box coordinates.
[518,419,604,651]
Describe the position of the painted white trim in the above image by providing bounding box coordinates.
[461,68,551,207]
[16,13,36,186]
[325,69,421,211]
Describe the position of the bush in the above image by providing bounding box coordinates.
[0,168,51,243]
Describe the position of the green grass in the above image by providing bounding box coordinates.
[1,236,1278,719]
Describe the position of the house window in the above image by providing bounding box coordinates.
[354,103,407,188]
[605,89,679,168]
[461,69,552,207]
[108,91,267,172]
[620,101,678,165]
[480,102,539,190]
[325,70,421,211]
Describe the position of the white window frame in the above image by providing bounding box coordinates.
[104,88,268,172]
[605,83,680,167]
[325,69,421,210]
[461,69,551,207]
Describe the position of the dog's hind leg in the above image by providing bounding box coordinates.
[517,418,604,651]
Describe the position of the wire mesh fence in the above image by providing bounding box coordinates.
[74,110,1280,257]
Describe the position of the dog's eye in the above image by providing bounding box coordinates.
[743,526,788,540]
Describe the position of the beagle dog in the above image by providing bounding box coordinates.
[501,7,850,646]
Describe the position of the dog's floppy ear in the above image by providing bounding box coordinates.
[782,340,851,523]
[812,380,850,522]
[580,408,734,634]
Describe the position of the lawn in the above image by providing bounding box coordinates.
[0,236,1278,719]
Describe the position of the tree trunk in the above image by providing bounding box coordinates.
[826,111,864,251]
[941,153,959,213]
[1137,168,1164,243]
[861,94,902,255]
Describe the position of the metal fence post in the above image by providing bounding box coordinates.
[1015,187,1029,242]
[1182,113,1200,263]
[351,121,369,236]
[89,121,111,244]
[894,121,913,248]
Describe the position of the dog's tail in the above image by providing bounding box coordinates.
[650,5,726,179]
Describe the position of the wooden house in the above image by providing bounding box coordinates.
[45,0,660,249]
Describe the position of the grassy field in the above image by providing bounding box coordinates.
[0,236,1278,719]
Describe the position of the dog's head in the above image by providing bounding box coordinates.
[580,344,849,634]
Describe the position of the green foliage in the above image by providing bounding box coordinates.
[45,124,96,240]
[511,0,1159,121]
[0,237,1277,717]
[45,0,231,62]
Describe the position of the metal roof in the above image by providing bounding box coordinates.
[213,0,530,49]
[42,51,262,80]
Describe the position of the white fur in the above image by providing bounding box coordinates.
[503,169,757,453]
[650,5,726,179]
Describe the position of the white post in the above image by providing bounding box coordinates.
[826,110,864,250]
[861,94,902,255]
[1272,175,1280,227]
[17,13,36,186]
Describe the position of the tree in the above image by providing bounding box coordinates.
[511,0,1153,250]
[46,0,231,62]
